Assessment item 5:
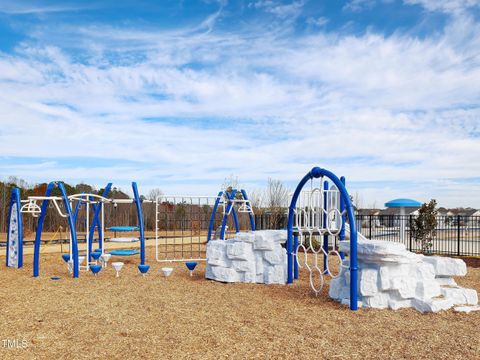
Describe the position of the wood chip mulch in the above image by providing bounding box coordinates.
[0,247,479,360]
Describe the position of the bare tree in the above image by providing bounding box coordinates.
[248,188,264,209]
[266,178,289,209]
[265,178,289,228]
[147,188,164,201]
[352,191,363,210]
[221,174,239,193]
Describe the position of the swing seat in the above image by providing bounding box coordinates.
[109,249,140,256]
[109,237,139,243]
[109,226,139,232]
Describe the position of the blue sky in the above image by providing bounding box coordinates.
[0,0,479,207]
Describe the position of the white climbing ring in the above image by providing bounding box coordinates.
[309,266,324,295]
[326,208,343,236]
[326,250,343,279]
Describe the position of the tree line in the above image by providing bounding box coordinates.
[0,176,291,238]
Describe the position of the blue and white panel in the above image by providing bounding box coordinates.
[6,188,23,268]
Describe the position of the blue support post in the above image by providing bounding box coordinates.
[220,189,238,240]
[132,182,146,265]
[73,195,83,223]
[58,182,80,278]
[229,191,240,233]
[34,182,80,278]
[287,171,313,284]
[88,183,112,253]
[293,235,299,280]
[33,182,55,277]
[339,176,346,260]
[207,191,224,242]
[323,181,329,272]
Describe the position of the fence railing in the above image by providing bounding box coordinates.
[255,214,480,257]
[3,211,479,257]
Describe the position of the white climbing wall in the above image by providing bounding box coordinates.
[7,202,20,268]
[205,230,288,284]
[329,239,479,313]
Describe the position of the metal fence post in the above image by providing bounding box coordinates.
[457,215,461,256]
[409,215,413,252]
[369,215,372,239]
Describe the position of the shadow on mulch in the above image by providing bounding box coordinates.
[462,257,480,268]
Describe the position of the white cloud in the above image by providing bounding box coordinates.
[306,16,329,27]
[0,1,94,15]
[404,0,480,14]
[0,9,479,206]
[249,0,305,18]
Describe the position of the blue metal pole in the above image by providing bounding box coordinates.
[293,235,299,280]
[323,181,329,272]
[88,183,112,252]
[318,169,358,311]
[229,191,240,233]
[220,189,237,240]
[58,182,80,278]
[339,176,346,260]
[240,189,256,231]
[132,182,146,265]
[73,194,83,223]
[33,182,55,277]
[207,191,224,242]
[287,169,317,284]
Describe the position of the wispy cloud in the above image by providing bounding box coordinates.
[0,1,478,206]
[249,0,305,18]
[404,0,480,14]
[0,1,93,15]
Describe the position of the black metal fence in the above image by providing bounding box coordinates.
[255,214,480,257]
[356,215,480,257]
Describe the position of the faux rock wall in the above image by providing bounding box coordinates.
[205,230,287,284]
[329,239,479,313]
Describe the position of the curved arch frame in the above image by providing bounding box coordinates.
[207,191,224,242]
[132,182,146,265]
[33,182,79,278]
[220,189,239,240]
[207,189,256,242]
[87,183,112,255]
[287,167,358,311]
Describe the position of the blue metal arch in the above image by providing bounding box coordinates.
[207,191,224,242]
[6,188,23,268]
[73,193,83,223]
[219,189,256,240]
[206,189,257,242]
[132,182,146,265]
[88,183,112,255]
[220,189,239,240]
[33,182,80,278]
[287,167,358,311]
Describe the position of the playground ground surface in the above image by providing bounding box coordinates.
[0,246,479,360]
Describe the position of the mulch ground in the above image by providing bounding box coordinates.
[0,247,479,360]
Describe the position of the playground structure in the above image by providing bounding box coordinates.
[4,166,379,312]
[155,189,255,263]
[6,181,148,278]
[287,167,359,310]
